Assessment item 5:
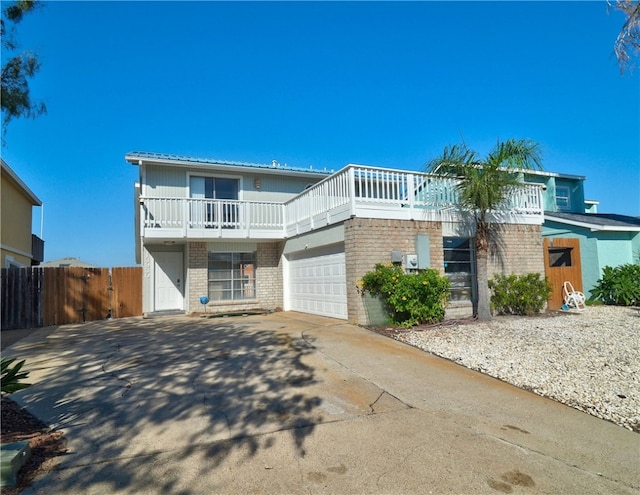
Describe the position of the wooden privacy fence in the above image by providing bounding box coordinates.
[1,266,142,330]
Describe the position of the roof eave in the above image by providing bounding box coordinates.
[125,153,332,179]
[1,158,42,206]
[545,214,640,232]
[520,169,587,181]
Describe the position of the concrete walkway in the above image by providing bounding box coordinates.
[3,312,638,494]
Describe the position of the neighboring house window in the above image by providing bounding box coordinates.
[555,186,570,211]
[208,252,256,301]
[548,247,572,267]
[443,237,476,302]
[5,256,22,269]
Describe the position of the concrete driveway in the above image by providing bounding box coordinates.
[4,312,638,494]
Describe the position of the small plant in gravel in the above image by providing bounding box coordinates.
[359,263,450,327]
[591,263,640,306]
[488,273,551,316]
[1,357,31,394]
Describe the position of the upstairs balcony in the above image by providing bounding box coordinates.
[139,197,285,240]
[139,165,544,241]
[31,234,45,264]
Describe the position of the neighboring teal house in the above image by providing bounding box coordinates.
[521,170,640,306]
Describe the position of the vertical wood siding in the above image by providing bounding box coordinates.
[543,238,583,309]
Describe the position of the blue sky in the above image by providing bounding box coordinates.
[2,1,638,267]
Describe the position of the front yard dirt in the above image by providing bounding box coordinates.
[1,397,67,494]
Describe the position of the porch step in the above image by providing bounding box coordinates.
[200,309,272,318]
[143,310,186,318]
[445,301,473,320]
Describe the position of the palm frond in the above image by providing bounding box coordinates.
[488,138,543,172]
[426,144,477,176]
[426,137,544,213]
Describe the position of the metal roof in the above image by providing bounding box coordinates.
[125,151,334,176]
[545,211,640,231]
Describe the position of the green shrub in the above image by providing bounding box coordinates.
[591,264,640,306]
[488,273,551,316]
[360,263,450,327]
[1,357,31,394]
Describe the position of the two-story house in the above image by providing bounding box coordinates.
[127,151,546,324]
[521,169,640,307]
[1,159,44,268]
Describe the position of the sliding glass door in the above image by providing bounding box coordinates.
[189,176,239,228]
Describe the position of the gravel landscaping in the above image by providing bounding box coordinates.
[393,305,639,432]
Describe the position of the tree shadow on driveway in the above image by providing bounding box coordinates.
[7,314,323,494]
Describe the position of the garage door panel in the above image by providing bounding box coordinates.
[287,248,347,320]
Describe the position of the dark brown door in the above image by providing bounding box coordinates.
[543,238,583,309]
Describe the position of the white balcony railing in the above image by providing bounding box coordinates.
[284,166,543,236]
[140,165,543,240]
[139,198,285,239]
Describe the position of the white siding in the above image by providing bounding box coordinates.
[144,165,186,198]
[143,164,323,202]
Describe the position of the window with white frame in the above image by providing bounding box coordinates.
[555,186,571,211]
[4,255,23,269]
[207,251,256,301]
[190,176,239,228]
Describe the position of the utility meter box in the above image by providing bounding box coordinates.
[404,254,418,269]
[391,250,403,263]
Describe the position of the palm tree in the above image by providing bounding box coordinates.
[426,139,544,320]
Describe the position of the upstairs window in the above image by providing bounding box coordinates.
[190,176,238,200]
[190,176,239,228]
[555,186,571,211]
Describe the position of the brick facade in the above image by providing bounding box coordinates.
[344,218,544,325]
[488,224,544,277]
[256,241,284,309]
[186,241,283,314]
[187,242,208,312]
[185,222,543,322]
[344,218,444,325]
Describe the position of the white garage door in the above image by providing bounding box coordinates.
[287,244,347,320]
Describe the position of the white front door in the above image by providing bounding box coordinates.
[154,252,184,311]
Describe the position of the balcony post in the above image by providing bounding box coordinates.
[348,166,356,217]
[537,184,543,216]
[245,202,251,238]
[282,202,287,237]
[407,173,415,219]
[325,179,330,225]
[140,201,145,240]
[182,199,188,237]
